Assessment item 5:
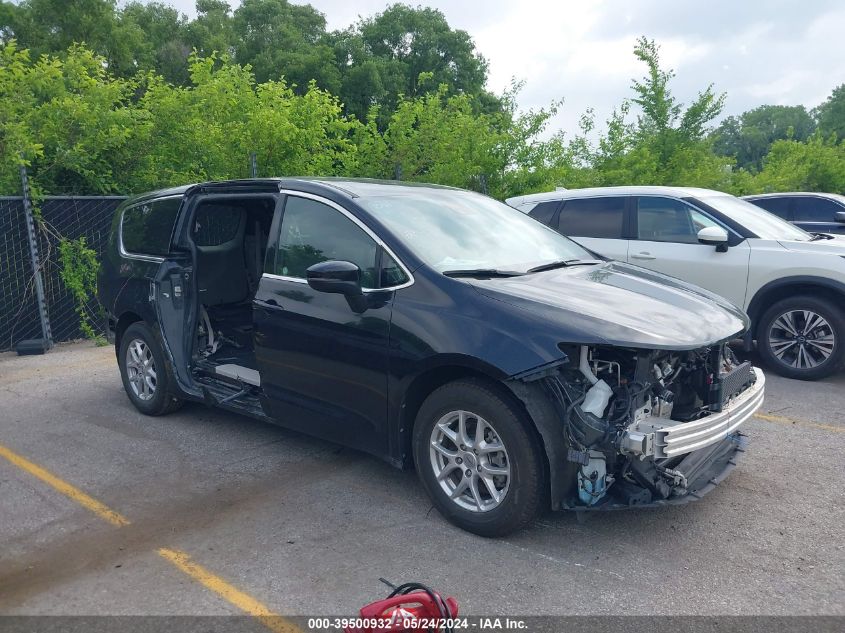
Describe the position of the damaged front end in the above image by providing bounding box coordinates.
[511,343,765,510]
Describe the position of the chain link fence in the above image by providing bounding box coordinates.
[1,196,126,352]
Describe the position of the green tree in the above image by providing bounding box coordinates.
[753,134,845,193]
[332,4,496,124]
[230,0,339,92]
[815,83,845,142]
[0,41,42,193]
[185,0,235,59]
[568,37,732,190]
[121,1,190,85]
[713,105,815,170]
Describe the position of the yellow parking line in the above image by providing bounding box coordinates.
[0,442,300,633]
[754,413,843,433]
[157,548,302,633]
[0,443,130,527]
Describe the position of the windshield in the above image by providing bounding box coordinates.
[358,190,595,273]
[696,195,812,241]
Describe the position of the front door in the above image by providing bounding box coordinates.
[629,196,751,309]
[253,193,395,456]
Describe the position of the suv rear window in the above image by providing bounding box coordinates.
[558,197,626,239]
[121,197,182,256]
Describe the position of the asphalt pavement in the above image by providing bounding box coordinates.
[0,342,842,621]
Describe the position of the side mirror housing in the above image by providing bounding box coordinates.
[698,226,729,251]
[834,211,845,224]
[306,260,363,296]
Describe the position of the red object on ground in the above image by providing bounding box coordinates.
[344,589,459,633]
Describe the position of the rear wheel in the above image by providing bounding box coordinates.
[413,379,544,537]
[757,295,845,380]
[118,322,183,415]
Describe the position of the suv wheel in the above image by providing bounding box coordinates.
[118,322,183,415]
[413,379,544,537]
[757,295,845,380]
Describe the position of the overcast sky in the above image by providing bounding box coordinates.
[137,0,845,137]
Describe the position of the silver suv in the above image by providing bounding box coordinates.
[508,186,845,380]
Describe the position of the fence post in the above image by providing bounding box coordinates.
[479,174,488,195]
[249,152,258,178]
[19,163,53,349]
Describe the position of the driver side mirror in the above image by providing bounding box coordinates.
[306,260,363,296]
[697,226,729,252]
[834,211,845,224]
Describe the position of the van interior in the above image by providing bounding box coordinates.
[189,196,276,393]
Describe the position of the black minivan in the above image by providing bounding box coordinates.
[99,178,765,535]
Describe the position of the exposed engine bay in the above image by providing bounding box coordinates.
[532,343,764,509]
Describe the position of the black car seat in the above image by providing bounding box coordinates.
[194,205,249,306]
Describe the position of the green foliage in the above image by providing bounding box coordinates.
[332,4,494,124]
[558,38,733,191]
[814,83,845,143]
[231,0,339,91]
[2,29,844,204]
[58,236,102,341]
[751,134,845,193]
[0,0,500,125]
[713,105,816,171]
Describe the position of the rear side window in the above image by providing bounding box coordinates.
[274,196,379,289]
[558,197,626,239]
[121,197,182,256]
[793,197,842,222]
[748,197,791,219]
[527,200,560,226]
[193,204,244,246]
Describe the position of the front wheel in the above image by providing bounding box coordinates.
[757,295,845,380]
[412,379,544,537]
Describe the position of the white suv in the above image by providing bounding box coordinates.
[506,186,845,380]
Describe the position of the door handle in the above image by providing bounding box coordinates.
[631,252,656,260]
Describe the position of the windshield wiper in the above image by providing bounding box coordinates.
[442,268,524,278]
[527,259,602,273]
[810,233,834,241]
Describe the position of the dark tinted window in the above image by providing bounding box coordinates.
[793,196,842,222]
[193,204,244,246]
[121,197,182,256]
[748,197,791,219]
[527,200,560,225]
[558,197,626,239]
[274,196,379,289]
[636,197,720,244]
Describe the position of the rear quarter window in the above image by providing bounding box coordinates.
[558,197,626,239]
[121,197,182,256]
[527,200,560,225]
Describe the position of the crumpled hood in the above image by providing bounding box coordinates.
[467,261,748,350]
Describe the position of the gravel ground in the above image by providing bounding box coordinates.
[0,341,842,619]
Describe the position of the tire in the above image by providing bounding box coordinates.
[756,295,845,381]
[412,379,544,537]
[118,322,183,415]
